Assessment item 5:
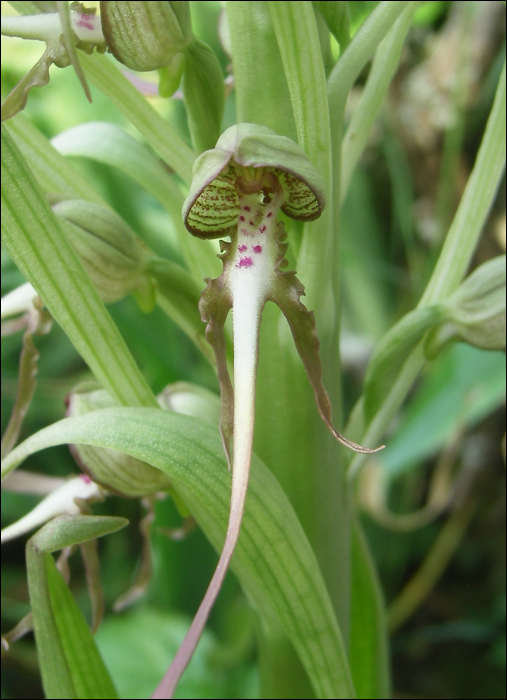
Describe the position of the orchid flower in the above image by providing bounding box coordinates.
[153,123,384,698]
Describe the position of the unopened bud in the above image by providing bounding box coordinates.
[157,382,221,426]
[66,383,172,497]
[100,1,191,71]
[425,255,506,357]
[52,199,156,305]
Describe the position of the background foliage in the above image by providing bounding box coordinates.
[1,1,506,698]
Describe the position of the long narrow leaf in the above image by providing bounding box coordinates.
[347,58,506,477]
[1,123,158,409]
[8,114,108,206]
[3,408,356,699]
[77,52,195,185]
[27,514,127,699]
[341,2,421,201]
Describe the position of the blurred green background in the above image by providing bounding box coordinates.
[1,1,505,698]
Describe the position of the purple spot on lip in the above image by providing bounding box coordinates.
[80,474,92,483]
[240,228,248,235]
[267,212,273,218]
[259,225,266,233]
[76,14,95,29]
[239,215,245,222]
[249,221,254,226]
[238,244,248,252]
[244,206,251,211]
[253,245,262,254]
[237,256,253,268]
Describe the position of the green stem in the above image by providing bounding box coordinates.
[420,59,506,304]
[268,0,334,318]
[388,489,478,632]
[328,1,412,416]
[226,1,297,141]
[341,2,422,201]
[328,0,411,217]
[347,58,506,477]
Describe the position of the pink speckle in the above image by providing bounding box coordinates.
[244,206,251,211]
[80,474,92,483]
[259,225,266,233]
[240,228,248,235]
[238,244,248,252]
[253,245,263,254]
[239,215,245,221]
[267,212,273,218]
[237,256,253,268]
[76,14,95,30]
[249,221,254,226]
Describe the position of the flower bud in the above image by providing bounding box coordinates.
[99,1,224,151]
[100,1,191,71]
[66,382,172,497]
[425,255,506,357]
[157,381,221,426]
[52,199,156,305]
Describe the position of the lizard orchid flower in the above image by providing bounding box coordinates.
[153,124,384,698]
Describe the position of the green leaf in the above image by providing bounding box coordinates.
[182,38,225,153]
[78,52,195,185]
[349,518,390,700]
[327,0,411,225]
[3,408,355,699]
[378,343,507,478]
[95,607,248,700]
[341,2,421,201]
[363,305,444,422]
[420,58,506,304]
[7,114,108,205]
[1,122,158,409]
[27,514,127,699]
